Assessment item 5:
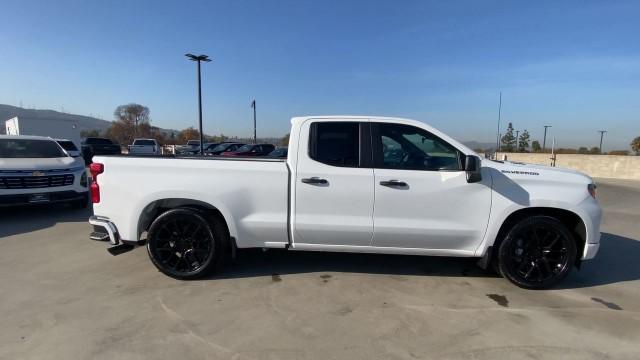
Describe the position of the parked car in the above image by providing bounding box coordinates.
[205,142,245,156]
[176,140,204,155]
[267,147,288,158]
[81,137,121,164]
[55,139,82,158]
[88,116,602,289]
[221,144,276,157]
[203,143,219,152]
[128,138,161,155]
[0,135,88,208]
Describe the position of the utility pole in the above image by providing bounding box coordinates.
[185,53,212,155]
[598,130,607,154]
[515,130,520,152]
[251,100,257,144]
[496,92,502,151]
[542,125,552,151]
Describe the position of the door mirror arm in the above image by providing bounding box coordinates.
[465,155,482,183]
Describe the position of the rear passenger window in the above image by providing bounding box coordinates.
[309,122,359,167]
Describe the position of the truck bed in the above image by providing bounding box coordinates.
[92,155,289,248]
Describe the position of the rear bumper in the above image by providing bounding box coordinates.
[89,216,121,245]
[0,191,87,207]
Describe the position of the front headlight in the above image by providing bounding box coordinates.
[587,183,597,199]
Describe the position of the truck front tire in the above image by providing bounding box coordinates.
[497,216,577,289]
[146,208,228,280]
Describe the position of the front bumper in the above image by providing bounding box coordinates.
[89,216,121,245]
[583,242,600,260]
[0,190,87,207]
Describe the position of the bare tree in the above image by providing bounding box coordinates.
[107,104,152,145]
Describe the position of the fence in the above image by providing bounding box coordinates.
[494,153,640,180]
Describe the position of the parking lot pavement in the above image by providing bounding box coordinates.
[1,179,639,360]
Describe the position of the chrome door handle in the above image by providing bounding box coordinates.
[379,180,407,187]
[301,177,328,185]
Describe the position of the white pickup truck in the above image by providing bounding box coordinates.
[89,116,601,289]
[128,138,161,155]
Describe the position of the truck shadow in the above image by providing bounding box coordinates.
[208,232,640,288]
[210,249,489,280]
[560,232,640,289]
[0,205,92,239]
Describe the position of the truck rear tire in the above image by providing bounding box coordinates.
[497,216,577,289]
[146,208,227,280]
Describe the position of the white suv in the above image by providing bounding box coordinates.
[0,135,89,208]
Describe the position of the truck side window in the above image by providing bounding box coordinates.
[372,123,462,171]
[309,122,360,167]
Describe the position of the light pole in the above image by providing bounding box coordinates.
[598,130,607,154]
[185,53,212,155]
[515,130,520,152]
[496,92,502,151]
[251,100,257,144]
[542,125,552,151]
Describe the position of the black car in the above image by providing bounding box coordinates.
[82,137,121,164]
[205,142,246,156]
[267,147,288,158]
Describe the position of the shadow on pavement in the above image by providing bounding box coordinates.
[0,204,92,238]
[562,232,640,288]
[207,232,639,288]
[208,249,493,280]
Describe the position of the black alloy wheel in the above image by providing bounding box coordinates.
[498,216,577,289]
[147,208,225,279]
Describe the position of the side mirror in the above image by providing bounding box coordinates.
[465,155,482,183]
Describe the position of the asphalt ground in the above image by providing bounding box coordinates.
[1,178,639,360]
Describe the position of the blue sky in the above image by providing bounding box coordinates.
[1,0,638,149]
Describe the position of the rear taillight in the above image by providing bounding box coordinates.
[89,163,104,203]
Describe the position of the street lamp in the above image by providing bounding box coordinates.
[598,130,607,154]
[542,125,552,151]
[185,53,212,155]
[515,130,520,152]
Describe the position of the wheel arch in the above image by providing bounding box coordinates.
[491,207,586,266]
[137,198,236,243]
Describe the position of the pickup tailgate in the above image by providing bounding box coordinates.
[91,156,289,248]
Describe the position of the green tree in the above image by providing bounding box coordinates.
[589,147,600,154]
[531,140,542,152]
[518,130,530,152]
[577,147,589,154]
[500,123,516,152]
[631,136,640,155]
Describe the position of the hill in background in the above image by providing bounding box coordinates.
[0,104,179,137]
[0,104,113,135]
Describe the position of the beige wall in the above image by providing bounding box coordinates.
[495,153,640,180]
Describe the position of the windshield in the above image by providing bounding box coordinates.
[0,139,67,158]
[57,140,78,151]
[134,139,155,146]
[234,145,255,153]
[187,140,200,146]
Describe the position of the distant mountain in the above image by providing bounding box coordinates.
[0,104,178,136]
